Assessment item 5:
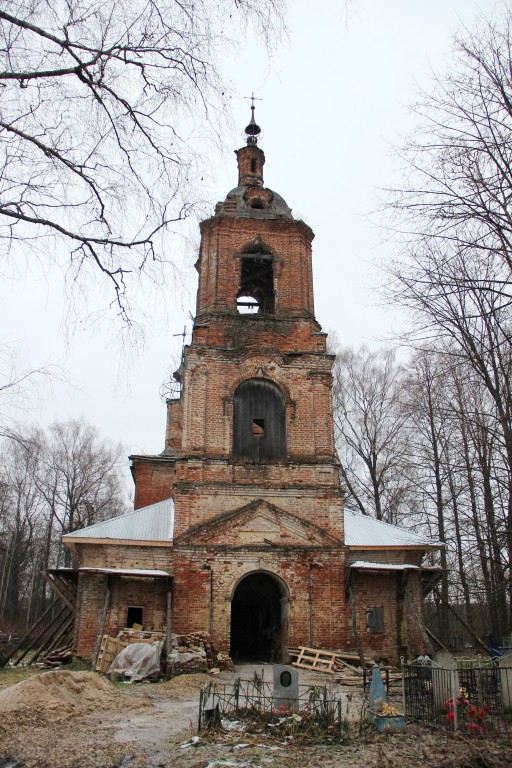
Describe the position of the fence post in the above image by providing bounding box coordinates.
[499,653,512,713]
[452,666,458,731]
[198,687,203,732]
[475,654,483,708]
[400,657,406,716]
[433,652,459,728]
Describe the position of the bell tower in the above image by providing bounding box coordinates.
[193,106,317,350]
[131,108,347,656]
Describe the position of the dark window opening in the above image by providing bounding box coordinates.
[237,254,274,314]
[234,379,286,461]
[250,158,257,172]
[252,418,265,436]
[250,198,265,209]
[367,607,384,633]
[127,606,143,628]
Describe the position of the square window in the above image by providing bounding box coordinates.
[127,606,143,628]
[366,607,384,633]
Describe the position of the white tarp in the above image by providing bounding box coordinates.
[108,640,164,681]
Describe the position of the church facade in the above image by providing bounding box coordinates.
[63,111,440,664]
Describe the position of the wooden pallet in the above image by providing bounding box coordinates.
[293,646,343,674]
[95,635,128,674]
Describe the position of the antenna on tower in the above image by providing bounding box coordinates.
[160,325,188,402]
[173,325,188,359]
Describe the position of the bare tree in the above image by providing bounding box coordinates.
[0,436,45,626]
[0,418,129,626]
[0,0,284,322]
[385,11,512,634]
[388,11,512,301]
[332,344,411,522]
[34,420,129,567]
[0,343,58,440]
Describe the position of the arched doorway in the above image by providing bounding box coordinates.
[230,571,288,662]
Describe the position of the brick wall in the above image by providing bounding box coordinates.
[346,570,427,663]
[179,347,336,459]
[74,571,168,658]
[165,398,182,451]
[235,144,265,187]
[172,482,344,540]
[73,542,173,658]
[131,459,176,510]
[76,543,173,571]
[171,546,347,655]
[196,216,316,323]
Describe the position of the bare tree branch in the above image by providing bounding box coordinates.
[0,0,285,323]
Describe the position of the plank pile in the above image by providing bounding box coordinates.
[117,628,165,644]
[42,644,73,668]
[292,645,373,686]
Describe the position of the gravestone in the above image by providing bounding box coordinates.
[273,664,299,711]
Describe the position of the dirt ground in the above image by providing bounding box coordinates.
[0,663,511,768]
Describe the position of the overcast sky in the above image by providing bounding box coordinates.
[0,0,499,487]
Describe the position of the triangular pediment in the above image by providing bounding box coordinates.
[175,500,342,548]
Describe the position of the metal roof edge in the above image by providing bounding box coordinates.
[79,567,170,577]
[346,544,441,550]
[62,536,173,547]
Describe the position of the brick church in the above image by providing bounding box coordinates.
[63,108,440,664]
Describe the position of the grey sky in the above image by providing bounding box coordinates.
[0,0,498,482]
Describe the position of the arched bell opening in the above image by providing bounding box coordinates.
[237,252,275,314]
[230,571,289,662]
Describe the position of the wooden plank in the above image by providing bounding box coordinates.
[333,658,362,675]
[335,677,366,686]
[293,645,374,675]
[293,646,339,674]
[336,652,368,663]
[96,635,128,674]
[297,646,371,664]
[43,572,77,613]
[91,575,112,671]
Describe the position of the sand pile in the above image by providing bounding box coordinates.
[0,670,150,724]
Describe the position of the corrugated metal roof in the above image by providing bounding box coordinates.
[344,509,441,548]
[80,567,169,577]
[63,498,174,542]
[63,498,438,550]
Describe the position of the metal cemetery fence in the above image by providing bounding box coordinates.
[402,656,512,733]
[198,677,346,738]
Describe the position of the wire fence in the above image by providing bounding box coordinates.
[198,677,347,739]
[402,657,512,733]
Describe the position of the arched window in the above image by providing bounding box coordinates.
[233,379,286,461]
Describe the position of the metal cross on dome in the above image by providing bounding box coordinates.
[245,92,262,108]
[244,92,262,144]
